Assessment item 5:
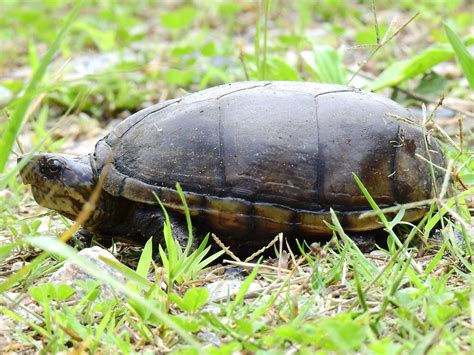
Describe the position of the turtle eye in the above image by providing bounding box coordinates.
[46,159,63,176]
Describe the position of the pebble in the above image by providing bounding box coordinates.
[49,246,127,300]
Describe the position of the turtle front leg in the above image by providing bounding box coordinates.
[69,227,94,249]
[129,207,196,251]
[69,227,116,249]
[168,213,195,250]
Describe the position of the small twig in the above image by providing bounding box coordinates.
[439,160,454,201]
[285,239,299,270]
[456,155,474,175]
[59,324,84,341]
[358,189,473,218]
[386,112,422,128]
[211,233,240,262]
[431,121,462,151]
[400,88,474,118]
[358,199,432,218]
[223,259,291,274]
[57,146,113,243]
[277,232,285,278]
[371,0,380,44]
[415,153,450,173]
[185,275,227,286]
[348,12,419,84]
[421,103,428,127]
[426,96,444,125]
[238,40,250,81]
[452,170,469,191]
[244,233,281,262]
[341,262,347,286]
[346,43,379,50]
[420,102,443,217]
[349,69,474,118]
[15,137,25,155]
[441,203,472,230]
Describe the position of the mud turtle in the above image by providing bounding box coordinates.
[19,81,445,252]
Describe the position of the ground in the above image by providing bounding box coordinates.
[0,0,472,353]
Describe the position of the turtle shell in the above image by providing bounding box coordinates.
[94,81,445,237]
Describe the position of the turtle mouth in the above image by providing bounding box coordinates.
[18,155,41,186]
[19,166,36,185]
[30,185,50,204]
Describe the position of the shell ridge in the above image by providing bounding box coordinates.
[115,98,181,141]
[265,82,349,98]
[215,82,271,100]
[159,83,270,111]
[217,99,227,194]
[313,89,354,99]
[314,95,324,206]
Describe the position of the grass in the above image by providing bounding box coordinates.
[0,4,80,172]
[0,0,473,353]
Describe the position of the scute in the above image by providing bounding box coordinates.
[94,81,445,236]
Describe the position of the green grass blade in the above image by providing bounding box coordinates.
[175,183,194,255]
[229,261,260,316]
[0,252,49,294]
[136,237,153,278]
[2,309,49,338]
[388,207,406,230]
[159,245,170,270]
[99,255,153,289]
[354,267,368,313]
[0,242,21,264]
[328,209,378,278]
[25,236,198,345]
[352,173,387,225]
[154,192,179,267]
[302,46,347,84]
[444,23,474,89]
[262,0,272,80]
[196,247,224,271]
[0,88,86,189]
[367,45,453,91]
[92,310,112,351]
[254,0,261,78]
[0,4,80,172]
[424,240,447,276]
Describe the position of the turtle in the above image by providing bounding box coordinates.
[19,81,446,253]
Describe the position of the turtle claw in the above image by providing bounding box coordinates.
[68,228,94,249]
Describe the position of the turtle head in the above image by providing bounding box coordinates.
[18,153,97,221]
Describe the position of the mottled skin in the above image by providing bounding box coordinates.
[18,154,189,246]
[19,82,446,253]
